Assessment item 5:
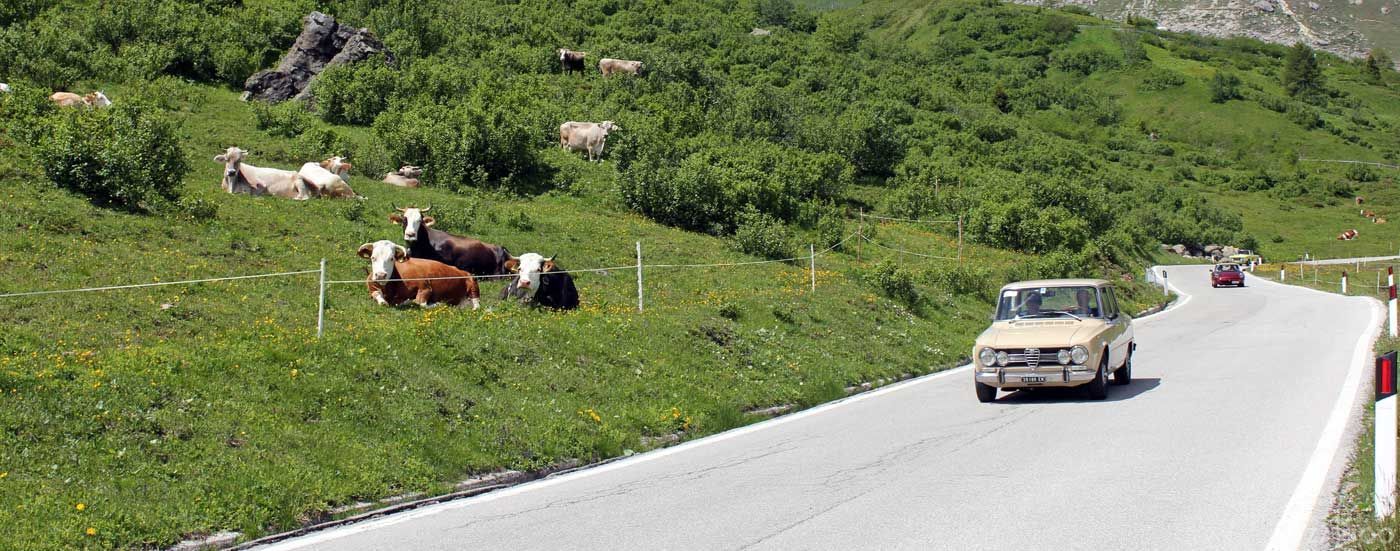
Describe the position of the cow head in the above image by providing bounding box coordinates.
[358,240,408,282]
[214,147,247,186]
[320,156,352,180]
[635,62,645,75]
[389,204,434,242]
[398,165,422,178]
[508,253,557,298]
[600,121,618,134]
[87,91,111,108]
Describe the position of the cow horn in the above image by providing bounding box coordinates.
[421,204,432,213]
[391,203,405,212]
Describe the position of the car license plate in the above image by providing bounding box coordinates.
[1021,376,1047,383]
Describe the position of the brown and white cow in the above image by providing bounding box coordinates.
[559,49,587,74]
[1338,229,1359,240]
[50,91,111,108]
[302,157,357,198]
[1376,217,1389,225]
[599,58,644,77]
[213,147,311,200]
[383,165,421,188]
[559,121,618,162]
[1362,209,1377,218]
[359,240,480,309]
[389,205,514,277]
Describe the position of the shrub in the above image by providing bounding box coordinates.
[1051,47,1120,75]
[815,210,847,251]
[1209,71,1241,103]
[1347,163,1378,183]
[312,56,399,126]
[732,206,793,260]
[0,82,57,144]
[1138,69,1186,91]
[867,260,919,306]
[35,103,187,211]
[1285,103,1322,130]
[372,99,543,192]
[293,127,353,162]
[171,196,217,223]
[251,100,312,138]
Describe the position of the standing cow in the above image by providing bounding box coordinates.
[558,49,587,74]
[559,121,618,162]
[359,240,481,309]
[213,146,312,200]
[599,58,644,77]
[502,253,580,310]
[389,205,514,277]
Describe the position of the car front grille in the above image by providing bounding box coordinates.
[1002,348,1065,368]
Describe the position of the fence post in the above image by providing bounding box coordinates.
[316,258,326,339]
[809,244,816,293]
[856,209,864,262]
[1342,271,1348,294]
[957,215,964,265]
[635,241,643,313]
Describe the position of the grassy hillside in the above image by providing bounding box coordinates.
[0,0,1397,547]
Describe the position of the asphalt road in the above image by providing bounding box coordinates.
[260,265,1381,551]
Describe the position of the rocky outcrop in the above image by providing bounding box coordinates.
[242,11,394,103]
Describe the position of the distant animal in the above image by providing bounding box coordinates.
[599,58,644,77]
[1357,196,1365,205]
[1363,209,1377,218]
[389,205,514,277]
[502,253,580,310]
[359,240,480,309]
[0,83,10,93]
[213,146,311,200]
[1338,229,1359,240]
[50,91,110,108]
[1376,217,1388,224]
[302,156,357,198]
[558,48,587,74]
[559,121,618,162]
[383,165,421,188]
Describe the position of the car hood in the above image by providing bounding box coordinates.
[977,319,1100,348]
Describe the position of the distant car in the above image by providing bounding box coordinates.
[1211,263,1245,287]
[972,279,1135,403]
[1229,251,1261,265]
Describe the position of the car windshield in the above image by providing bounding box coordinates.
[1217,264,1240,272]
[994,286,1101,321]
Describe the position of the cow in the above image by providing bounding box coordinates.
[389,205,514,278]
[383,165,421,188]
[302,156,357,198]
[599,58,644,77]
[558,49,587,74]
[50,91,110,108]
[501,253,580,310]
[1338,229,1359,240]
[559,121,618,162]
[359,240,480,309]
[1363,209,1377,218]
[1376,217,1389,224]
[213,146,312,200]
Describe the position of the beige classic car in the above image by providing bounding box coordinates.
[973,279,1135,402]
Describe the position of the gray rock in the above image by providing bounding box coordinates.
[1309,1,1320,9]
[1171,244,1187,255]
[243,11,394,103]
[1254,0,1276,11]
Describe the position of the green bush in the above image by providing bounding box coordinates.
[1138,68,1186,91]
[732,206,793,260]
[35,103,187,211]
[1347,163,1379,183]
[312,57,399,126]
[372,98,543,192]
[171,196,218,223]
[1051,47,1120,75]
[1209,71,1241,103]
[867,260,919,307]
[252,100,313,138]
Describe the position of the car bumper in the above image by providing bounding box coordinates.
[975,367,1097,388]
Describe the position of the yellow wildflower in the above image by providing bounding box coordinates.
[85,527,96,536]
[76,503,86,511]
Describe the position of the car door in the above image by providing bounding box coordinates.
[1102,286,1129,367]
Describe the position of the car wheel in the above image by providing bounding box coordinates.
[1086,357,1108,400]
[1212,282,1219,288]
[975,381,997,403]
[1113,345,1132,386]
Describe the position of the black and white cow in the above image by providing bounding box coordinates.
[501,253,579,310]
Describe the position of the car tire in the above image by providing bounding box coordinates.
[1086,357,1108,400]
[976,381,997,403]
[1211,282,1218,288]
[1113,346,1132,386]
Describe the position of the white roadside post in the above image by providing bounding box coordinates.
[316,258,327,339]
[1342,271,1348,295]
[1160,269,1168,297]
[1376,351,1398,518]
[1281,267,1286,282]
[635,241,644,313]
[1389,267,1397,337]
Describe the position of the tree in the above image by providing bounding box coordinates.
[1209,71,1241,103]
[1282,42,1323,98]
[1364,49,1391,84]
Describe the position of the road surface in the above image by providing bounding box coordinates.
[259,265,1381,551]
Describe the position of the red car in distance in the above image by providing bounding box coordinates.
[1211,263,1245,288]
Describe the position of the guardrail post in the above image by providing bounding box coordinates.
[316,258,326,339]
[1389,267,1397,337]
[635,241,644,313]
[1161,269,1168,297]
[1280,267,1286,282]
[1342,271,1348,294]
[809,244,816,293]
[1377,351,1398,518]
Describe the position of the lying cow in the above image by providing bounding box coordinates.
[214,146,312,200]
[559,48,587,74]
[302,156,357,198]
[389,205,513,277]
[383,165,421,188]
[1377,217,1389,225]
[359,240,480,309]
[599,58,644,77]
[50,91,111,108]
[502,253,580,310]
[559,121,617,162]
[1338,229,1359,240]
[1363,209,1376,218]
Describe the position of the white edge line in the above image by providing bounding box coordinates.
[1264,290,1385,550]
[1135,265,1193,323]
[257,362,976,550]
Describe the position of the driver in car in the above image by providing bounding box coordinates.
[1021,292,1042,316]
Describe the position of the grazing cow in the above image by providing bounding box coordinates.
[389,205,514,277]
[559,121,618,162]
[213,146,311,200]
[50,91,110,108]
[502,253,580,310]
[0,83,10,93]
[302,156,357,198]
[1376,217,1389,224]
[1363,209,1377,218]
[558,49,587,74]
[359,240,480,309]
[383,165,421,188]
[599,58,644,77]
[1338,229,1359,240]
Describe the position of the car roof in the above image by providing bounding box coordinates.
[1215,263,1240,267]
[1001,278,1109,291]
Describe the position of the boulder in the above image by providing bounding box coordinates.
[1203,244,1223,254]
[242,11,394,103]
[1254,0,1276,11]
[1171,244,1187,256]
[1222,246,1240,257]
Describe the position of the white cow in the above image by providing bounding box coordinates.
[599,58,644,77]
[559,121,618,162]
[213,147,311,200]
[50,91,111,108]
[383,165,421,188]
[300,158,357,199]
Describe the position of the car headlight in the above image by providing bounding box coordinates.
[1070,345,1089,365]
[1057,349,1072,365]
[979,348,997,367]
[996,351,1010,367]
